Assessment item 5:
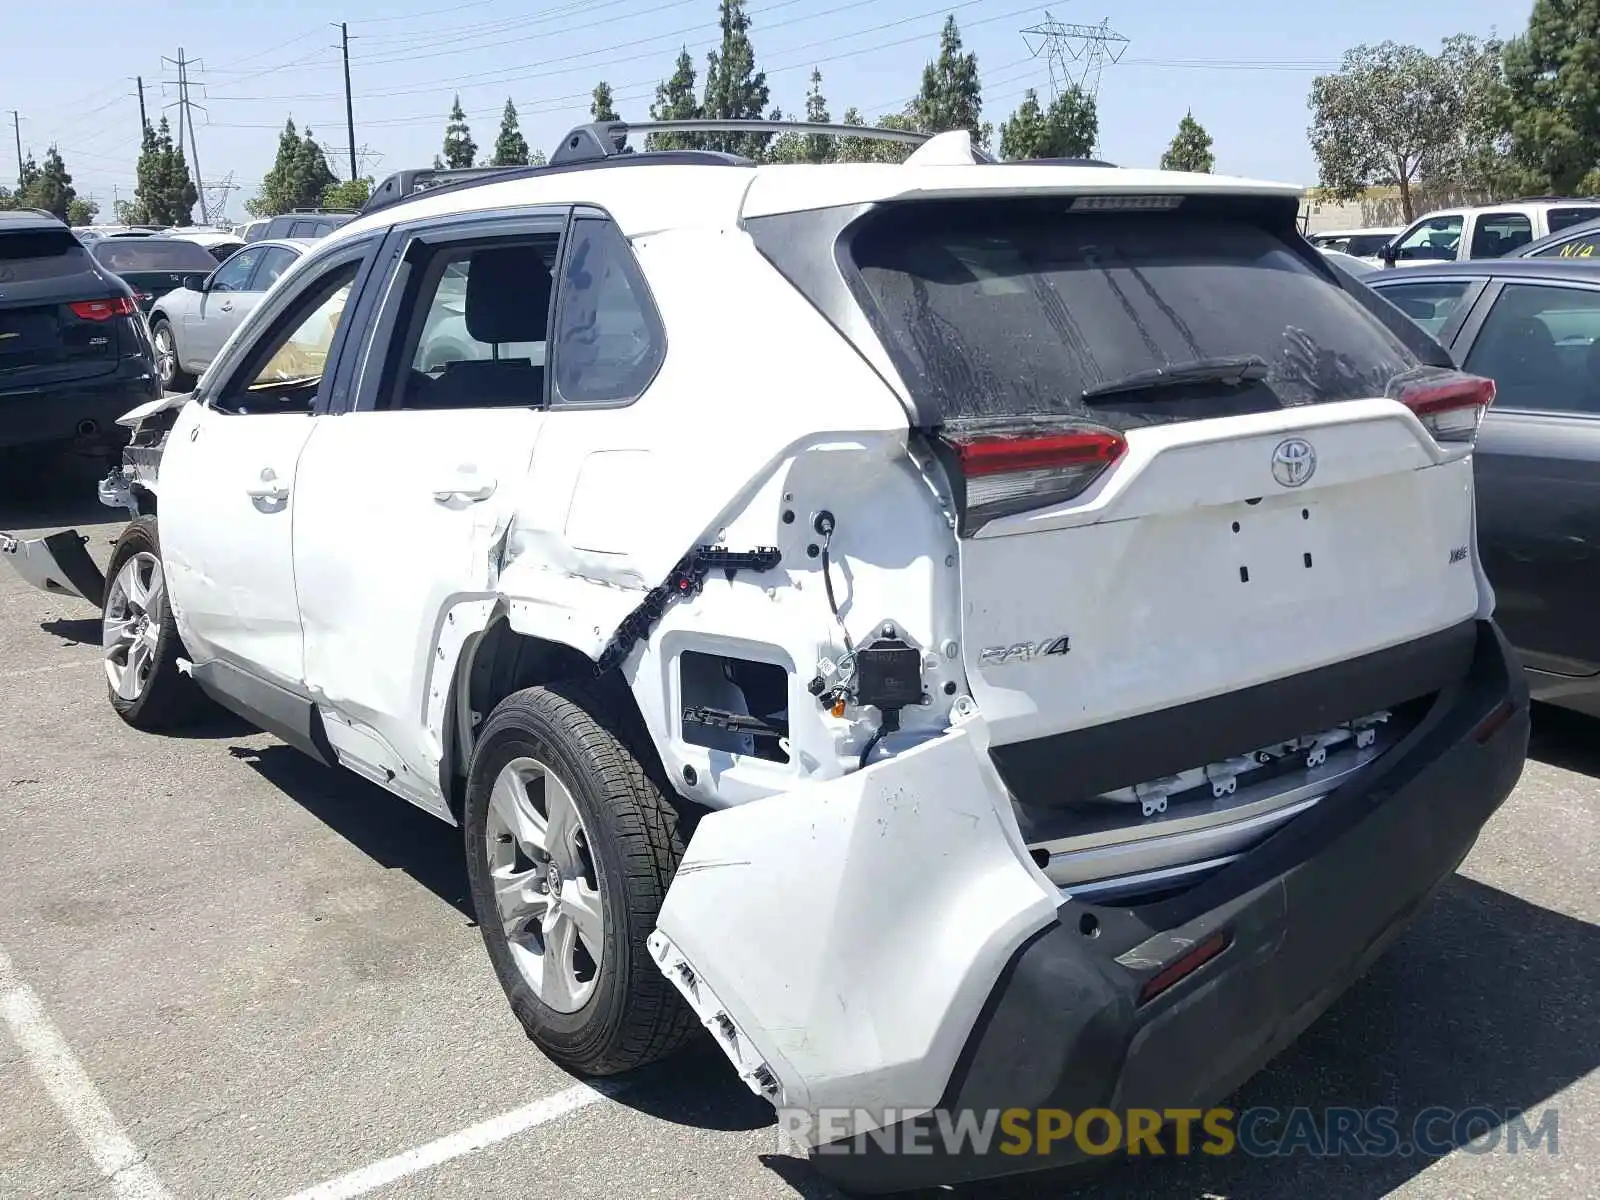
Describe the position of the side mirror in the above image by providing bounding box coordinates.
[181,272,209,292]
[1381,243,1398,267]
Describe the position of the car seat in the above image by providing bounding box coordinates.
[425,246,553,409]
[1476,316,1563,409]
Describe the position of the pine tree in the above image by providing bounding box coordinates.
[913,15,990,150]
[802,67,833,163]
[293,127,338,205]
[590,81,618,122]
[442,95,477,168]
[492,98,530,166]
[1504,0,1600,194]
[1160,110,1215,173]
[701,0,770,157]
[21,146,76,220]
[1000,86,1098,161]
[247,119,335,216]
[648,47,702,149]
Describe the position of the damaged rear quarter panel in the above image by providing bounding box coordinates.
[652,727,1059,1128]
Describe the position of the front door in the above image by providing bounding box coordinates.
[185,245,265,369]
[161,252,369,686]
[292,215,565,795]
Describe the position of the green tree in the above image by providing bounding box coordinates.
[1161,110,1215,172]
[442,94,477,168]
[1309,38,1506,221]
[590,81,618,122]
[491,98,530,166]
[836,106,919,164]
[247,119,337,217]
[765,68,833,164]
[998,86,1097,160]
[322,176,373,210]
[701,0,770,157]
[131,118,199,225]
[648,46,702,149]
[17,153,40,197]
[528,148,548,166]
[67,197,99,225]
[913,15,990,150]
[20,146,77,221]
[1503,0,1600,194]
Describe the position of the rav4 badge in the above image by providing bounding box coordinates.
[979,636,1071,666]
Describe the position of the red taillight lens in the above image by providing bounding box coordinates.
[69,296,138,321]
[941,423,1126,533]
[1390,370,1495,445]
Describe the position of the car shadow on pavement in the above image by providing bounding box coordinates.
[39,616,103,645]
[1528,702,1600,778]
[227,743,475,919]
[0,455,116,532]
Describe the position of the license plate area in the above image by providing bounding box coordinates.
[1225,495,1331,594]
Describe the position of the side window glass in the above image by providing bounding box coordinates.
[217,261,359,415]
[211,247,261,292]
[552,218,665,406]
[388,234,558,411]
[1468,213,1532,258]
[1537,234,1600,260]
[1548,208,1600,234]
[289,220,317,238]
[252,247,296,291]
[1463,283,1600,414]
[1374,280,1474,338]
[1395,216,1463,262]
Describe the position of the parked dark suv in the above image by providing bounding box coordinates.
[0,210,161,461]
[246,210,356,242]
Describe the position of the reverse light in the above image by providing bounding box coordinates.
[69,296,139,321]
[1390,370,1496,445]
[941,423,1126,534]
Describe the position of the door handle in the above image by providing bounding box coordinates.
[219,301,234,312]
[245,467,289,502]
[432,469,496,504]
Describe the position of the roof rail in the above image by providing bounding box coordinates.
[549,118,931,165]
[1509,195,1579,203]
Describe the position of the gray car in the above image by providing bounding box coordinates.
[147,238,312,390]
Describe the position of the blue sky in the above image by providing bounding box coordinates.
[8,0,1528,222]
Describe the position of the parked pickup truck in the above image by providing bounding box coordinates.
[1383,199,1600,267]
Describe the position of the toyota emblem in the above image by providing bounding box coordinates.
[1271,438,1316,488]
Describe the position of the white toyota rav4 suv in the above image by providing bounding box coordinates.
[3,121,1530,1192]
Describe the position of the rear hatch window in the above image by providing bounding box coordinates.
[844,200,1426,430]
[90,238,218,274]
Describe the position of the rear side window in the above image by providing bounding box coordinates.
[1463,283,1600,414]
[1548,207,1600,234]
[551,217,665,406]
[1469,213,1533,257]
[0,229,94,280]
[1344,233,1394,257]
[844,203,1421,428]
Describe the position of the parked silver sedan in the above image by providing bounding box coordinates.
[147,238,312,390]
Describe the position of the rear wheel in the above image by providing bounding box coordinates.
[150,318,194,392]
[102,518,206,730]
[463,680,695,1075]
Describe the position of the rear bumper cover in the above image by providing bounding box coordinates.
[0,360,158,450]
[812,620,1528,1193]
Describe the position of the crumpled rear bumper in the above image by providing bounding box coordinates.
[651,621,1529,1193]
[0,529,104,602]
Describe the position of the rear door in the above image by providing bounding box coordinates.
[0,225,125,391]
[1454,278,1600,676]
[841,198,1487,753]
[291,210,567,804]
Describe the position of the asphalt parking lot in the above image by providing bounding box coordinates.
[1,458,1596,1200]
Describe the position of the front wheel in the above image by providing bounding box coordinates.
[102,518,206,730]
[149,318,194,392]
[463,680,695,1076]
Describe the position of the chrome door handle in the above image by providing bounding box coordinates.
[219,301,234,312]
[432,470,496,504]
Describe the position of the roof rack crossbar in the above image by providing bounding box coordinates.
[550,118,931,165]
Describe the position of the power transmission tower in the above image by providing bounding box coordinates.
[1022,10,1130,101]
[162,48,210,223]
[201,172,238,224]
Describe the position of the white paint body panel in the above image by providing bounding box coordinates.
[158,399,313,684]
[650,726,1058,1137]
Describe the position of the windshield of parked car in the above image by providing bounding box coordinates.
[90,238,219,273]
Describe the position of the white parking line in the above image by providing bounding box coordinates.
[276,1081,619,1200]
[0,946,172,1200]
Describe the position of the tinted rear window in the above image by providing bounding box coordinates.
[1548,207,1600,234]
[91,239,218,272]
[0,230,96,281]
[845,203,1421,427]
[1344,233,1394,257]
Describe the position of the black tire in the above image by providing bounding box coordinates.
[463,679,695,1075]
[150,317,195,392]
[102,517,206,730]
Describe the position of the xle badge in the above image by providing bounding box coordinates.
[979,636,1071,666]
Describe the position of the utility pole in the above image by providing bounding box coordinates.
[134,76,148,135]
[9,110,21,187]
[336,21,357,181]
[163,48,209,223]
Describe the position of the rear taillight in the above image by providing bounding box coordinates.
[940,422,1126,534]
[69,296,139,321]
[1390,370,1495,445]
